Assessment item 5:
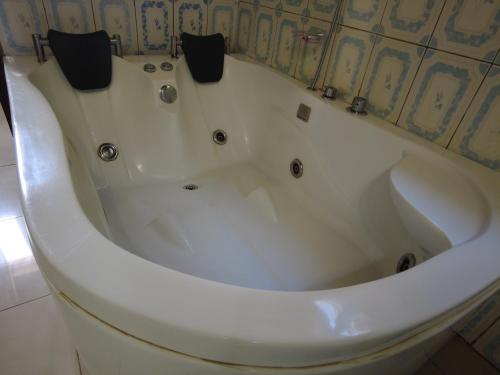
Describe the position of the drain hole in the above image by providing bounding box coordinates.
[396,253,416,273]
[212,129,227,145]
[183,184,199,190]
[290,158,303,178]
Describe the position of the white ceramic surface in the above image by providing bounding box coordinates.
[0,216,50,312]
[5,54,500,373]
[0,295,80,375]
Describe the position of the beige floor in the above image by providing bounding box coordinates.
[0,108,497,375]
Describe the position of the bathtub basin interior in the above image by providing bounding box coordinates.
[25,55,490,292]
[7,53,500,368]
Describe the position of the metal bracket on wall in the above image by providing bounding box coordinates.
[31,33,123,64]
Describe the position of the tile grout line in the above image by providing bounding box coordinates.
[444,63,493,149]
[0,293,52,314]
[0,214,24,224]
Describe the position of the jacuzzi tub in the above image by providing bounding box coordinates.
[5,53,500,375]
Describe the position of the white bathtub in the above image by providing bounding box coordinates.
[5,54,500,374]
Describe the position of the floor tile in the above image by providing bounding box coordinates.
[0,217,50,311]
[431,335,499,375]
[0,165,22,221]
[0,295,80,375]
[0,108,15,167]
[415,361,444,375]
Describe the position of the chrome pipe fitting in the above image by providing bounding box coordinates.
[171,36,183,59]
[322,86,337,100]
[32,33,123,63]
[346,96,368,115]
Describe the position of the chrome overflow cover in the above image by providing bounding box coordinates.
[143,63,156,73]
[290,158,303,178]
[159,84,177,103]
[212,129,227,145]
[98,143,118,162]
[160,62,174,71]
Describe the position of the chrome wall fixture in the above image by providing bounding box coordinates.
[32,33,123,63]
[307,0,344,91]
[322,86,337,100]
[295,31,325,44]
[346,96,368,115]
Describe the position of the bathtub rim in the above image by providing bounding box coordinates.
[5,54,500,367]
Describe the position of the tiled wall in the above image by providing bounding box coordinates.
[236,0,500,172]
[0,0,238,55]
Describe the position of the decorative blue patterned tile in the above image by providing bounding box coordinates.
[381,0,444,45]
[44,0,95,33]
[272,12,302,76]
[450,66,500,170]
[208,0,236,48]
[258,0,279,9]
[254,6,276,64]
[279,0,308,15]
[323,25,374,102]
[360,36,423,123]
[399,50,487,147]
[432,0,500,62]
[175,0,207,36]
[308,0,340,21]
[236,2,255,56]
[135,0,173,54]
[341,0,387,32]
[93,0,138,54]
[0,0,48,55]
[295,18,330,85]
